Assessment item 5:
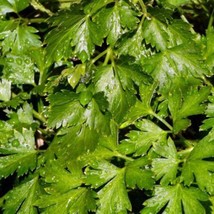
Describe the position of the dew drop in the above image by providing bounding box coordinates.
[7,57,14,63]
[16,58,22,65]
[24,58,31,64]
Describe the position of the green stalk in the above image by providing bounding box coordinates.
[150,111,173,131]
[33,109,46,124]
[115,152,134,162]
[103,47,113,66]
[91,49,108,65]
[138,0,148,15]
[208,9,214,30]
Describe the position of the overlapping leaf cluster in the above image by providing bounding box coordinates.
[0,0,214,213]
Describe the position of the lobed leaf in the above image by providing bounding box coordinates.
[97,168,132,214]
[2,177,39,214]
[141,184,209,214]
[181,129,214,194]
[0,151,37,178]
[0,0,30,15]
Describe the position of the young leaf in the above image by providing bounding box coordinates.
[17,102,34,125]
[141,184,209,214]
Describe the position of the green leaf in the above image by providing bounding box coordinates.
[97,168,132,214]
[67,64,86,88]
[204,27,214,69]
[181,129,214,194]
[118,24,151,60]
[46,9,103,63]
[17,102,34,125]
[71,17,103,62]
[141,184,209,214]
[3,54,35,84]
[0,78,11,101]
[159,0,191,7]
[142,13,169,51]
[2,177,39,214]
[119,119,167,156]
[47,91,84,128]
[120,82,157,128]
[1,24,41,54]
[84,99,111,134]
[0,20,17,40]
[94,65,136,123]
[152,138,180,185]
[40,161,83,194]
[95,4,123,46]
[85,160,119,188]
[167,19,196,47]
[84,0,114,15]
[201,93,214,130]
[36,188,96,214]
[47,124,99,162]
[125,157,154,189]
[118,1,139,30]
[0,0,30,15]
[0,126,36,152]
[162,76,210,133]
[45,11,84,63]
[142,45,210,86]
[48,90,110,133]
[0,151,37,178]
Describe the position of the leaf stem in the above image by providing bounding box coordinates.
[208,9,214,30]
[33,109,46,124]
[115,152,134,162]
[150,111,173,131]
[91,49,108,65]
[27,18,47,24]
[31,0,54,16]
[138,0,148,15]
[103,47,113,66]
[177,147,194,158]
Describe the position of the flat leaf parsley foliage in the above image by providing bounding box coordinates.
[0,0,214,213]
